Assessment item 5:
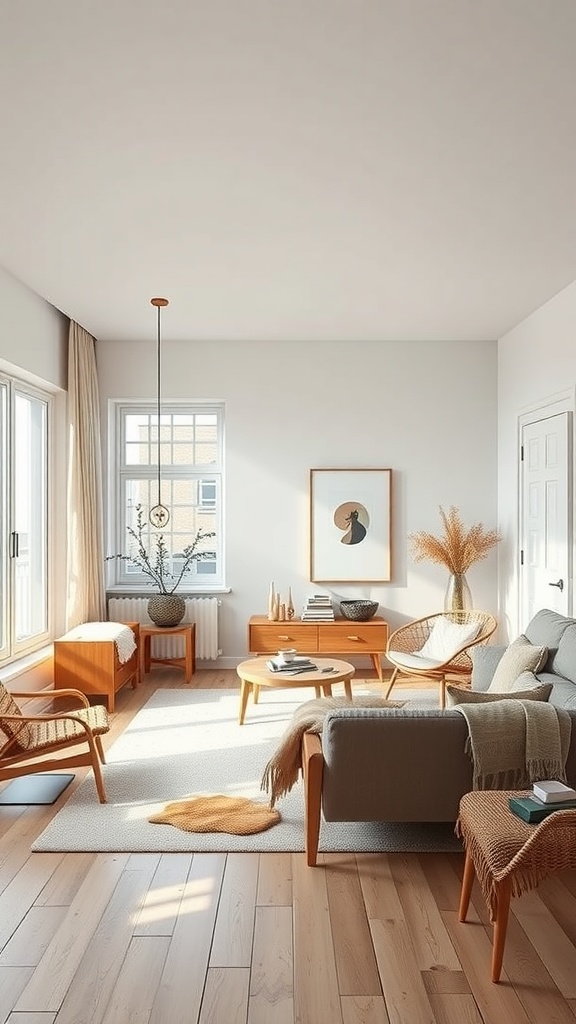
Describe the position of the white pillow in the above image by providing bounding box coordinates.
[487,635,548,693]
[418,617,481,662]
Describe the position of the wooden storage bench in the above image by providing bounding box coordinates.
[53,621,140,712]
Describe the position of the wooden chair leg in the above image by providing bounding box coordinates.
[95,735,106,763]
[302,731,324,867]
[458,850,476,922]
[86,735,107,803]
[491,880,512,983]
[440,675,446,710]
[384,667,398,699]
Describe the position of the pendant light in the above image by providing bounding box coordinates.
[149,296,170,528]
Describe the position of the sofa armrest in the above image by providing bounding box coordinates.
[470,645,507,691]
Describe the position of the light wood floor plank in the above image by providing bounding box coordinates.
[34,852,97,907]
[248,905,293,1024]
[132,853,193,937]
[356,854,403,920]
[15,853,130,1013]
[442,910,533,1024]
[390,853,460,971]
[490,912,576,1024]
[417,854,466,914]
[369,918,436,1024]
[256,852,292,906]
[0,809,59,895]
[0,966,34,1024]
[148,852,226,1024]
[535,874,576,946]
[427,994,483,1024]
[100,936,171,1024]
[199,967,250,1024]
[6,1015,56,1024]
[511,890,576,998]
[53,855,160,1024]
[340,994,391,1024]
[292,852,343,1024]
[421,971,470,995]
[210,853,259,967]
[0,854,64,952]
[323,853,382,996]
[0,906,67,967]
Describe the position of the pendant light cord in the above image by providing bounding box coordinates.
[156,301,162,508]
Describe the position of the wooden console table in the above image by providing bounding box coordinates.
[140,623,196,684]
[248,615,388,682]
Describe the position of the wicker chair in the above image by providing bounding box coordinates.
[384,610,497,708]
[0,682,110,802]
[457,790,576,982]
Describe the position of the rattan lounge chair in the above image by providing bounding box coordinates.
[384,610,497,708]
[0,682,110,802]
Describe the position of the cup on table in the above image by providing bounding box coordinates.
[277,648,297,665]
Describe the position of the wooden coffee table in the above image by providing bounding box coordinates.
[236,656,355,725]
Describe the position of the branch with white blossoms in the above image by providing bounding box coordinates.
[106,504,216,594]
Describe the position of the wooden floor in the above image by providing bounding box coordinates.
[1,669,576,1024]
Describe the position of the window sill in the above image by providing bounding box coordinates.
[1,645,53,685]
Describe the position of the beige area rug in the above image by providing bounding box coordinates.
[32,686,463,854]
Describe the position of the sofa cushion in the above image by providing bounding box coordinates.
[418,617,480,661]
[550,623,576,685]
[446,680,553,706]
[487,635,548,692]
[524,608,576,670]
[470,646,507,692]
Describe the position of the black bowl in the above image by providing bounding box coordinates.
[339,600,379,621]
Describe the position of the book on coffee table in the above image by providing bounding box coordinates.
[266,657,317,673]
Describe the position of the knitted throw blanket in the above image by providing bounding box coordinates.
[453,699,572,790]
[261,695,405,808]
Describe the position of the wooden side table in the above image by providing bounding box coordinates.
[140,624,196,684]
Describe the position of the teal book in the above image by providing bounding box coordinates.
[509,796,576,824]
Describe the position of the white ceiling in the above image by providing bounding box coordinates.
[1,0,576,343]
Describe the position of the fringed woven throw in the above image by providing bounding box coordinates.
[453,699,571,790]
[261,695,405,807]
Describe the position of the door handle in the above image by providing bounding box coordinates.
[548,579,564,592]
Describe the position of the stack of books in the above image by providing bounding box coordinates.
[301,594,335,621]
[509,780,576,823]
[266,655,318,673]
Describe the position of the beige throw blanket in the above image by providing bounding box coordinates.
[453,699,572,790]
[261,695,404,807]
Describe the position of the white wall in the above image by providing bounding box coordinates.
[98,338,498,665]
[498,280,576,639]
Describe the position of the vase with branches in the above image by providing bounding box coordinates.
[106,504,216,625]
[409,505,501,611]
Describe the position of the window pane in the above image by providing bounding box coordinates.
[14,392,47,642]
[0,384,6,656]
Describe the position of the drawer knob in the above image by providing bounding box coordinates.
[348,635,360,641]
[278,635,290,641]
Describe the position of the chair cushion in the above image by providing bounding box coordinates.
[446,680,553,706]
[487,635,548,692]
[387,650,447,672]
[0,683,33,750]
[418,617,481,662]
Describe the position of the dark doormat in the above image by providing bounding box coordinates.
[0,773,75,805]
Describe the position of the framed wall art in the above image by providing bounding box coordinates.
[309,468,392,583]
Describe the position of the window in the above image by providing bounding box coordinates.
[0,375,50,663]
[111,403,224,590]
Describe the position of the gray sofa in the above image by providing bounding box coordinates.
[302,608,576,865]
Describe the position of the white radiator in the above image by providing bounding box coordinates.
[108,596,220,660]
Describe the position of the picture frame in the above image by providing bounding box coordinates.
[309,468,392,583]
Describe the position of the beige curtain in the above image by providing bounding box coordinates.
[66,321,107,626]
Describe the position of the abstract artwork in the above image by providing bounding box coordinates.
[309,468,392,582]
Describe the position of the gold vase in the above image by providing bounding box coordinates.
[444,573,472,613]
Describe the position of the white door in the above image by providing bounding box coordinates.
[520,411,572,623]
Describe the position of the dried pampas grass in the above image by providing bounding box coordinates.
[409,506,500,574]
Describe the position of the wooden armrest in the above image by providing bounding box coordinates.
[10,687,91,707]
[301,731,324,867]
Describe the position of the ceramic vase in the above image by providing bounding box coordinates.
[268,581,276,620]
[286,587,294,620]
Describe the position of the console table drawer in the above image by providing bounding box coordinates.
[249,621,317,653]
[317,621,388,652]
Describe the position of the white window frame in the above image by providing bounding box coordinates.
[0,373,51,665]
[109,401,224,592]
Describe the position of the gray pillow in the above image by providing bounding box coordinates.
[486,635,548,692]
[446,681,552,706]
